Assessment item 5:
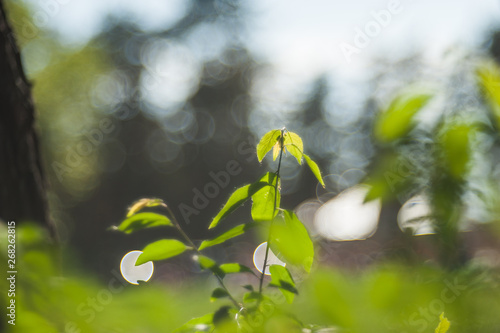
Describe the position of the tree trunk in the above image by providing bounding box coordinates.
[0,1,54,238]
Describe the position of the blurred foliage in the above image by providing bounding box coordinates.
[0,223,215,333]
[2,223,500,332]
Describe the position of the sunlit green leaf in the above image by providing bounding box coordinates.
[374,92,433,142]
[136,239,187,265]
[257,129,282,162]
[439,121,475,180]
[251,172,280,222]
[435,312,450,333]
[269,265,298,303]
[303,154,325,188]
[251,186,279,222]
[283,131,304,164]
[199,223,257,251]
[477,62,500,129]
[126,198,166,217]
[273,142,280,161]
[111,212,172,234]
[209,182,268,229]
[242,291,263,305]
[219,263,256,276]
[173,313,214,333]
[270,210,314,272]
[193,255,226,278]
[210,288,230,302]
[195,254,217,269]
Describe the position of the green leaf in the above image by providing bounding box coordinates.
[213,306,238,331]
[269,265,298,303]
[199,223,257,251]
[242,284,254,291]
[435,312,450,333]
[173,313,214,333]
[283,131,304,164]
[242,291,263,305]
[195,254,217,269]
[209,182,268,229]
[193,255,225,279]
[477,62,500,128]
[111,212,173,234]
[439,121,475,180]
[257,129,282,162]
[303,154,325,188]
[272,142,280,161]
[126,198,166,217]
[270,210,314,272]
[210,288,230,302]
[136,239,187,265]
[251,172,280,222]
[220,263,256,276]
[374,91,433,142]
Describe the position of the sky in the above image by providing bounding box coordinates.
[21,0,500,111]
[26,0,500,72]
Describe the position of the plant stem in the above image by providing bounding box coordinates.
[258,130,285,294]
[163,204,242,309]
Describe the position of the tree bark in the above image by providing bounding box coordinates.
[0,1,54,237]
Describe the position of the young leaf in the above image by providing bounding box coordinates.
[435,312,450,333]
[477,62,500,128]
[242,291,263,305]
[136,239,187,265]
[374,92,433,142]
[193,255,226,279]
[256,129,282,162]
[209,182,268,229]
[210,288,230,302]
[220,263,256,276]
[111,212,173,234]
[269,265,298,303]
[173,313,214,333]
[303,154,325,188]
[251,185,280,222]
[283,131,304,164]
[127,198,165,217]
[439,121,475,180]
[195,254,217,269]
[270,210,314,272]
[251,172,280,222]
[272,142,281,161]
[199,223,257,251]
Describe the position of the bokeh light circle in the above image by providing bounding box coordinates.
[120,250,154,285]
[252,242,285,275]
[314,185,381,241]
[397,195,435,236]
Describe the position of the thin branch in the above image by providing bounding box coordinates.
[258,128,285,294]
[163,204,242,309]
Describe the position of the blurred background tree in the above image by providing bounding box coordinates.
[0,0,53,237]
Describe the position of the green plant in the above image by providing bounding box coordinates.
[112,128,326,332]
